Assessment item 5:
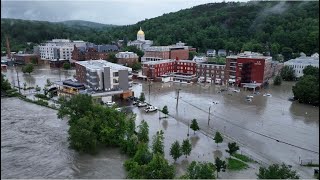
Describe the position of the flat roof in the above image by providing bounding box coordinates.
[76,60,132,71]
[285,57,319,65]
[142,59,175,65]
[177,60,196,63]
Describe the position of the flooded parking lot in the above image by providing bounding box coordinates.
[1,65,319,178]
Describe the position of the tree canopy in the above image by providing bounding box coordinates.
[182,161,216,179]
[257,163,299,179]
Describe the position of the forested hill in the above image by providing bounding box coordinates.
[1,1,319,55]
[107,1,319,55]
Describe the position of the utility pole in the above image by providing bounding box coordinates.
[208,106,211,126]
[176,88,181,108]
[15,65,21,94]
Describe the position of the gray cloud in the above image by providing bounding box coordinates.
[1,0,248,25]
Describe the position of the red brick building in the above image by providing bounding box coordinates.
[116,51,139,66]
[142,59,196,80]
[71,44,119,62]
[170,49,189,60]
[142,45,189,62]
[13,54,39,64]
[196,63,227,84]
[226,52,272,86]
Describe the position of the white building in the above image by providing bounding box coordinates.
[37,39,86,61]
[115,51,138,59]
[284,55,319,77]
[75,60,132,91]
[207,49,216,57]
[192,56,207,63]
[127,28,153,51]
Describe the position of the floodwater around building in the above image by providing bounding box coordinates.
[1,65,319,178]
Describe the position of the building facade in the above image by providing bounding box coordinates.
[127,28,153,51]
[284,54,319,77]
[226,52,272,86]
[196,63,227,84]
[37,39,87,61]
[12,54,39,64]
[115,51,139,66]
[207,49,216,57]
[142,42,189,62]
[71,44,119,62]
[75,60,132,91]
[142,60,176,79]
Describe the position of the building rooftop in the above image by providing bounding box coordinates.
[284,56,319,65]
[177,60,196,63]
[76,60,132,71]
[227,51,272,60]
[13,54,37,57]
[142,59,175,65]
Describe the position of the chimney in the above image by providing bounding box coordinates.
[6,35,11,59]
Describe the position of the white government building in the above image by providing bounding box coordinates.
[284,53,319,77]
[36,39,87,60]
[127,27,153,51]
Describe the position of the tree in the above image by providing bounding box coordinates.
[292,75,319,105]
[35,85,41,92]
[189,51,198,60]
[130,62,142,71]
[123,45,144,60]
[132,143,153,165]
[139,92,145,102]
[303,65,319,78]
[215,157,227,178]
[184,161,216,179]
[125,134,139,157]
[63,62,71,70]
[152,130,165,155]
[181,139,192,158]
[281,47,293,61]
[257,163,299,179]
[190,118,200,134]
[108,52,117,63]
[213,131,223,147]
[170,140,182,162]
[30,57,38,64]
[226,142,239,156]
[280,65,295,81]
[46,78,52,87]
[1,73,11,92]
[273,75,282,85]
[137,120,149,143]
[162,105,169,118]
[145,153,175,179]
[23,82,27,90]
[22,63,34,74]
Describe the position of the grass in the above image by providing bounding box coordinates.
[233,153,255,163]
[302,163,319,167]
[227,157,248,171]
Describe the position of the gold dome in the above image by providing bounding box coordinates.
[137,27,144,35]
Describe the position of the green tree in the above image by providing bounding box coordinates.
[123,45,144,60]
[303,65,319,78]
[1,73,12,91]
[189,51,198,60]
[280,65,296,81]
[257,163,299,179]
[162,105,169,118]
[137,120,149,143]
[132,143,153,165]
[125,134,139,157]
[145,153,175,179]
[35,85,41,92]
[292,75,319,105]
[139,92,145,102]
[63,62,71,70]
[181,139,192,158]
[22,63,34,74]
[281,47,293,61]
[215,157,227,178]
[30,57,38,64]
[130,62,142,71]
[273,75,282,85]
[152,130,165,155]
[170,140,182,162]
[108,52,117,63]
[213,131,223,147]
[184,161,216,179]
[226,142,239,156]
[190,118,200,134]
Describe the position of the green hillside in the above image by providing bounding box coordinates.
[59,20,116,29]
[1,1,319,57]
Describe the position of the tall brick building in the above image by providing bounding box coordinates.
[226,52,272,86]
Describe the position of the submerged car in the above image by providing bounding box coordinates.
[145,105,157,113]
[137,102,148,107]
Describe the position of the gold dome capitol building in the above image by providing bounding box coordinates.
[127,27,153,51]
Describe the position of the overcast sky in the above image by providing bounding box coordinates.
[1,0,249,25]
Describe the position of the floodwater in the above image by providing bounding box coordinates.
[1,98,127,179]
[2,65,319,178]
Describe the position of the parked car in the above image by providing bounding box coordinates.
[233,89,240,93]
[137,102,148,107]
[263,93,272,97]
[105,101,116,106]
[132,101,139,105]
[246,95,254,98]
[145,105,158,113]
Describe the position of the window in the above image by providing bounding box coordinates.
[113,72,119,76]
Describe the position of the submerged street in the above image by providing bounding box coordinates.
[1,65,319,178]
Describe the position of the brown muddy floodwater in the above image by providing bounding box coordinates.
[1,98,127,179]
